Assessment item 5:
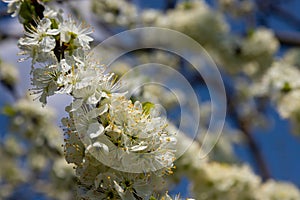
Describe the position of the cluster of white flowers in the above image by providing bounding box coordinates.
[0,136,26,199]
[190,162,261,200]
[30,56,108,104]
[118,0,228,48]
[283,48,300,68]
[92,0,138,27]
[4,95,59,144]
[251,55,300,135]
[255,180,300,200]
[157,1,229,47]
[18,18,60,62]
[62,92,177,198]
[18,12,93,64]
[3,0,179,199]
[172,150,300,200]
[0,59,19,91]
[191,162,300,200]
[253,61,300,118]
[213,28,279,75]
[242,28,279,69]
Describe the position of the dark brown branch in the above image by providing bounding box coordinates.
[227,95,271,181]
[239,118,271,181]
[275,31,300,46]
[255,0,300,28]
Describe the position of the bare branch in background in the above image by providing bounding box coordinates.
[269,4,300,29]
[275,31,300,46]
[227,94,271,181]
[255,0,300,28]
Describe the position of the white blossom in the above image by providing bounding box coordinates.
[156,1,228,46]
[242,28,279,61]
[0,60,19,88]
[71,94,176,174]
[190,162,261,200]
[19,18,59,51]
[3,0,22,17]
[31,65,58,105]
[141,9,163,26]
[18,18,59,63]
[253,61,300,118]
[256,180,300,200]
[55,58,108,97]
[283,48,300,67]
[60,18,93,51]
[92,0,138,26]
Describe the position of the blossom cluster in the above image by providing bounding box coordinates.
[0,58,19,93]
[91,0,137,27]
[3,0,179,199]
[252,48,300,135]
[188,162,300,200]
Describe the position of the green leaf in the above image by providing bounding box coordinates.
[19,0,36,24]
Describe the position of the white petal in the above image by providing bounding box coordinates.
[130,144,148,152]
[60,31,71,43]
[88,123,104,139]
[87,94,99,104]
[92,142,109,154]
[113,181,124,194]
[47,29,60,35]
[80,35,93,42]
[40,36,56,52]
[40,18,51,30]
[60,59,71,72]
[98,104,109,115]
[70,99,83,111]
